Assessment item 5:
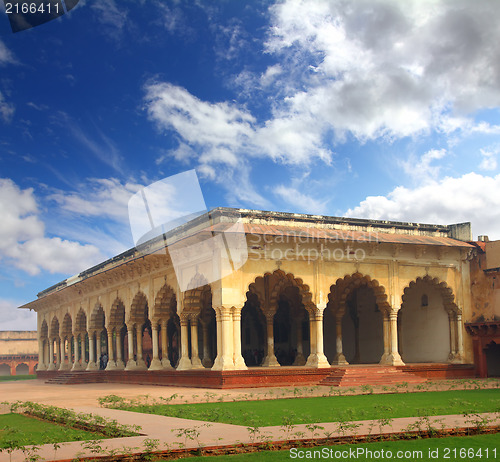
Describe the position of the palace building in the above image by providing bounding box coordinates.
[20,208,499,387]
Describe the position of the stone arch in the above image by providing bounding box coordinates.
[326,273,387,364]
[89,304,105,331]
[61,313,72,339]
[127,291,150,368]
[241,291,267,366]
[485,341,500,377]
[49,316,60,338]
[0,363,10,376]
[40,320,48,339]
[399,276,455,363]
[75,309,87,334]
[16,363,29,375]
[153,284,176,321]
[330,272,390,316]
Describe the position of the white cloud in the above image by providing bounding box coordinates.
[0,40,15,65]
[92,0,128,39]
[0,91,14,123]
[0,179,104,276]
[479,147,499,171]
[0,298,36,330]
[400,148,447,183]
[346,172,500,240]
[274,185,328,215]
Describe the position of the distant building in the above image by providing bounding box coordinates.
[0,331,38,375]
[18,208,499,386]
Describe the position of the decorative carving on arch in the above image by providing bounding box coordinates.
[89,303,106,331]
[129,292,148,325]
[248,269,315,315]
[40,320,48,339]
[402,275,459,314]
[74,309,87,334]
[153,284,177,320]
[109,298,126,329]
[61,313,72,339]
[328,272,390,315]
[49,316,60,339]
[184,284,211,315]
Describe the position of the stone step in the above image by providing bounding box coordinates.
[320,366,427,387]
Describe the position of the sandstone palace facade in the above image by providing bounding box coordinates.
[21,208,500,387]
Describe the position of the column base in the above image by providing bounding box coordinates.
[448,352,464,364]
[262,353,280,367]
[176,356,193,370]
[135,359,148,370]
[105,361,117,371]
[59,362,71,371]
[36,364,47,371]
[211,355,236,371]
[71,363,83,371]
[125,360,137,370]
[86,361,99,371]
[191,356,204,369]
[47,363,56,371]
[292,353,307,366]
[233,355,248,370]
[331,353,348,365]
[305,353,330,368]
[114,359,125,370]
[148,358,163,370]
[379,352,405,366]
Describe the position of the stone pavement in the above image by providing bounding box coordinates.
[1,380,499,461]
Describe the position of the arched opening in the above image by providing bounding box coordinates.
[485,341,500,377]
[75,309,87,367]
[16,363,29,375]
[399,277,452,362]
[326,273,388,365]
[129,292,149,369]
[109,298,126,368]
[198,286,217,368]
[89,304,106,370]
[241,292,266,366]
[341,286,383,364]
[273,286,310,366]
[0,364,10,376]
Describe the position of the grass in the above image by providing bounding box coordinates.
[178,433,500,461]
[123,389,500,426]
[0,413,105,447]
[0,375,36,382]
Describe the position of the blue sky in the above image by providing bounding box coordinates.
[1,0,500,329]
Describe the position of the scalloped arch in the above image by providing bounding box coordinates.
[402,275,459,314]
[153,284,176,319]
[329,272,390,314]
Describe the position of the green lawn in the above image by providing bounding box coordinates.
[124,390,500,426]
[0,413,105,448]
[181,433,500,461]
[0,375,36,382]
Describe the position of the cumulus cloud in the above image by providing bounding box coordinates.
[0,179,104,275]
[0,40,15,65]
[274,185,328,215]
[479,147,499,171]
[400,149,447,183]
[0,298,36,330]
[346,173,500,240]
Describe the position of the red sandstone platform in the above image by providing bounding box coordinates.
[37,363,475,388]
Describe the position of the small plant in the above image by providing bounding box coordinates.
[280,413,295,440]
[142,438,160,461]
[305,423,324,439]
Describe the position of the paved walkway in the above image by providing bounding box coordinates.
[1,380,499,461]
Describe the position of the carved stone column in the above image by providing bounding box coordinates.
[135,325,147,370]
[149,322,163,370]
[55,338,61,369]
[58,338,66,371]
[306,308,330,368]
[96,331,102,366]
[382,309,404,366]
[80,335,87,368]
[47,339,55,371]
[190,316,204,369]
[211,307,236,370]
[161,320,173,369]
[232,307,247,370]
[379,311,391,365]
[71,335,81,371]
[106,330,117,370]
[212,310,222,370]
[262,313,280,367]
[115,329,125,370]
[87,332,98,370]
[125,324,136,370]
[37,338,46,371]
[332,313,348,365]
[177,314,192,370]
